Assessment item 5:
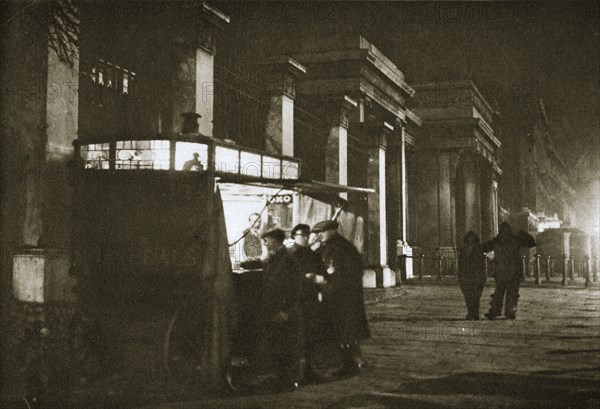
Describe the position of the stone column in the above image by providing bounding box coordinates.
[365,121,395,287]
[449,153,460,247]
[43,39,79,249]
[398,124,414,279]
[492,178,499,236]
[171,7,228,136]
[480,166,496,241]
[562,231,572,285]
[196,48,214,136]
[584,234,593,282]
[461,156,482,239]
[437,152,454,248]
[172,48,215,136]
[263,58,306,156]
[12,7,81,303]
[322,96,357,199]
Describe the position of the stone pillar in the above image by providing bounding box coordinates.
[172,49,198,134]
[196,48,214,136]
[461,156,482,239]
[481,166,497,241]
[11,7,81,303]
[437,152,454,247]
[366,121,395,287]
[171,7,228,136]
[172,48,216,136]
[263,58,306,156]
[584,234,593,281]
[398,124,413,279]
[492,178,499,236]
[43,40,79,249]
[324,96,358,198]
[449,153,460,247]
[562,231,572,285]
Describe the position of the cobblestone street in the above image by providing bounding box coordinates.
[132,281,600,409]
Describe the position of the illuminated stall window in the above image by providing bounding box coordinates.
[115,140,170,170]
[262,156,281,179]
[240,151,262,178]
[215,146,240,174]
[81,143,110,169]
[175,142,209,171]
[282,159,299,179]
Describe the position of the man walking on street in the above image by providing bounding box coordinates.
[482,222,536,320]
[458,231,487,320]
[312,220,370,377]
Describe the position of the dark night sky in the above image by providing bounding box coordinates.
[215,1,599,172]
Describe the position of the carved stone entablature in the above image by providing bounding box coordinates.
[327,95,358,127]
[197,24,217,54]
[299,95,357,128]
[259,57,307,98]
[294,36,415,122]
[380,121,394,148]
[265,72,296,98]
[360,121,393,148]
[412,81,496,133]
[184,3,230,54]
[469,138,502,175]
[339,95,358,127]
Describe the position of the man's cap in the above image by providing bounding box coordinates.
[192,152,199,157]
[261,228,286,242]
[291,224,310,236]
[311,220,339,233]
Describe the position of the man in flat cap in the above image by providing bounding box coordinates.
[254,228,303,391]
[312,220,370,377]
[288,224,327,383]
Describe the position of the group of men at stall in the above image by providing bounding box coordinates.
[240,219,370,393]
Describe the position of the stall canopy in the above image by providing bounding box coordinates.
[216,175,374,253]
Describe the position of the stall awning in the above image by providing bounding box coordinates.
[294,180,375,195]
[216,174,374,201]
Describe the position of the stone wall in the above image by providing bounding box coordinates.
[1,2,49,302]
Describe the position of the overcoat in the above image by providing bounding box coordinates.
[458,242,487,286]
[259,247,303,356]
[289,244,327,343]
[482,230,536,282]
[317,234,370,344]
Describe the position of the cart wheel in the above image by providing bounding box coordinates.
[163,303,210,387]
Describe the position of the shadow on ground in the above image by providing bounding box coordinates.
[325,371,600,409]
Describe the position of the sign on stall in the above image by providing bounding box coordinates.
[269,194,293,204]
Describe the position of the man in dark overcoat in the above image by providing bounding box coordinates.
[312,220,370,377]
[457,231,487,320]
[288,223,327,383]
[481,222,536,320]
[257,228,303,391]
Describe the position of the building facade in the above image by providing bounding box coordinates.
[499,97,576,234]
[409,81,501,267]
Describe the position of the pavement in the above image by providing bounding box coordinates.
[3,279,598,408]
[133,279,600,409]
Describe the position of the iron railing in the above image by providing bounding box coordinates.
[398,252,598,287]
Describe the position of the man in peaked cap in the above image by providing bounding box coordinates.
[254,228,302,391]
[312,219,370,377]
[288,224,327,384]
[311,219,339,234]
